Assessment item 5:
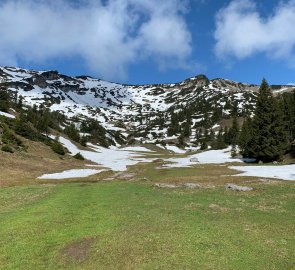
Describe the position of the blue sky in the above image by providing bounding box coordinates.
[0,0,295,85]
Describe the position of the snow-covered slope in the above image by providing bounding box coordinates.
[1,66,294,145]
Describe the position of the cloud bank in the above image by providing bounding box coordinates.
[0,0,192,80]
[214,0,295,65]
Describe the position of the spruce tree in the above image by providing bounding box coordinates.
[249,79,287,162]
[0,83,10,112]
[212,128,227,149]
[228,115,239,146]
[239,117,253,157]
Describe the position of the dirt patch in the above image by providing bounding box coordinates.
[60,237,96,263]
[209,204,229,212]
[113,172,138,180]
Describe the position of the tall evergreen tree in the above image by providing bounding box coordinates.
[239,117,253,157]
[247,79,288,162]
[228,115,239,146]
[212,128,227,149]
[0,83,10,112]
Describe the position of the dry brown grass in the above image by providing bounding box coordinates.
[0,138,90,187]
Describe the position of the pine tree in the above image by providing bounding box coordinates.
[0,83,10,112]
[239,117,253,157]
[212,128,227,149]
[228,115,239,146]
[223,126,231,145]
[247,79,288,162]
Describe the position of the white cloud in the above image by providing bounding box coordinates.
[0,0,192,80]
[214,0,295,65]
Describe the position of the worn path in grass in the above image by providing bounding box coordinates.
[0,180,294,270]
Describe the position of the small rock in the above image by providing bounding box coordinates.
[190,158,199,163]
[154,183,178,188]
[183,183,201,189]
[114,172,137,180]
[225,183,253,192]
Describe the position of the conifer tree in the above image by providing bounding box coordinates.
[239,117,253,157]
[228,115,239,146]
[0,83,10,112]
[212,128,227,149]
[247,79,287,162]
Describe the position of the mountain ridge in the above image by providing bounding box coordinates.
[1,66,294,147]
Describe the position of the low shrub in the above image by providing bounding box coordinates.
[73,152,84,160]
[51,140,65,155]
[1,145,14,153]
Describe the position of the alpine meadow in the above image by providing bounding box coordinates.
[0,0,295,269]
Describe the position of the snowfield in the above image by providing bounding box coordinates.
[230,164,295,181]
[38,169,104,179]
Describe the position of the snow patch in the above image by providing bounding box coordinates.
[163,147,243,168]
[53,136,155,171]
[38,169,104,179]
[230,165,295,181]
[0,111,15,119]
[165,145,186,154]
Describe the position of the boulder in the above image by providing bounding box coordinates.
[154,183,178,188]
[225,183,253,191]
[190,157,199,163]
[183,183,201,189]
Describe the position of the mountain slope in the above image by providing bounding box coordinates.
[1,66,294,146]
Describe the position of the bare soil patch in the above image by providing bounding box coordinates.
[60,237,96,264]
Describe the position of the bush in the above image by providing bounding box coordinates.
[51,140,65,155]
[1,145,14,153]
[2,128,23,147]
[15,120,39,141]
[73,152,84,160]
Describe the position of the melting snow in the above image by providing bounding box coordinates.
[0,111,15,119]
[56,136,156,171]
[38,169,104,179]
[165,145,186,154]
[163,147,244,168]
[230,165,295,181]
[120,146,154,152]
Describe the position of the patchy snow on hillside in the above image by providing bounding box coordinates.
[165,145,186,154]
[0,111,15,119]
[163,147,244,168]
[230,165,295,181]
[55,136,155,171]
[120,146,154,152]
[38,169,104,179]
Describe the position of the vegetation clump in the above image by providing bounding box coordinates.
[73,152,84,160]
[50,140,65,155]
[1,145,14,153]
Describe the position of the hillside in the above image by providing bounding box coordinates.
[1,66,294,147]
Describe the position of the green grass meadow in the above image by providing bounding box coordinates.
[0,179,294,270]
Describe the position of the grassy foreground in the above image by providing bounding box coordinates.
[0,178,294,269]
